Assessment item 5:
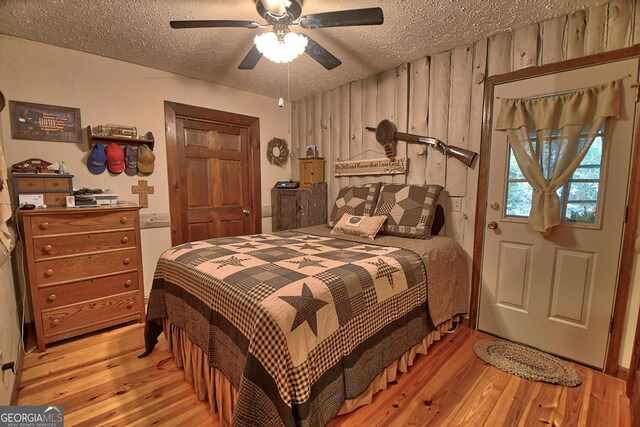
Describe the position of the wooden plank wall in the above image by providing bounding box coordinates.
[290,0,638,259]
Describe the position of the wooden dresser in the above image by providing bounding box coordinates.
[272,182,327,231]
[18,206,145,351]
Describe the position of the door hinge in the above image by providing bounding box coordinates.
[635,83,640,103]
[609,317,614,334]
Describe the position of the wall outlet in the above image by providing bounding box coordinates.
[450,197,462,212]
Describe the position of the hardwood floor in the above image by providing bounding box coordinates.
[17,323,630,426]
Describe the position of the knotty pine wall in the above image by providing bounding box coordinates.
[291,0,637,260]
[291,0,640,368]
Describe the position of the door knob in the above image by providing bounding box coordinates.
[243,209,250,216]
[487,221,498,230]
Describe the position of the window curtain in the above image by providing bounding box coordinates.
[495,80,621,234]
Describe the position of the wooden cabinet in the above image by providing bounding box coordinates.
[300,158,325,188]
[272,182,327,231]
[13,173,73,207]
[18,206,145,351]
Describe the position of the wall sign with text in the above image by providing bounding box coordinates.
[333,157,408,176]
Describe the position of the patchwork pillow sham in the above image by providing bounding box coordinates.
[328,183,382,227]
[330,213,387,240]
[374,184,443,239]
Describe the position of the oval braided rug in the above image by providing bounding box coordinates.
[473,339,582,387]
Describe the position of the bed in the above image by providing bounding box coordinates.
[141,183,469,426]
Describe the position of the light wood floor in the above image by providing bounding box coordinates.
[17,323,630,426]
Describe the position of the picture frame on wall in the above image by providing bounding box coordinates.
[305,144,317,158]
[9,101,82,143]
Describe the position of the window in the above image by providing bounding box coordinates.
[504,128,605,225]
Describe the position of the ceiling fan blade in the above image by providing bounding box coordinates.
[305,36,341,70]
[170,20,259,29]
[299,7,384,29]
[238,45,263,70]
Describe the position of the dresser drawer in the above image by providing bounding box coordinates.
[31,211,136,236]
[34,230,137,259]
[38,272,139,309]
[16,177,45,191]
[44,177,71,191]
[44,193,67,207]
[41,292,140,337]
[34,248,138,285]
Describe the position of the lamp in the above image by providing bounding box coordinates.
[254,31,308,64]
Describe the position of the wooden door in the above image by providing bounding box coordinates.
[478,58,638,369]
[165,102,261,245]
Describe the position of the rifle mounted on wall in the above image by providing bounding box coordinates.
[366,119,477,168]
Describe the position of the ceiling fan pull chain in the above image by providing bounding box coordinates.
[278,61,284,108]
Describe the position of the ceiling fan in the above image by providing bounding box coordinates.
[170,0,384,70]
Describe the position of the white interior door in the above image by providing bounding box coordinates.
[478,58,639,369]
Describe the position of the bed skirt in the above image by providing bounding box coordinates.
[162,315,460,426]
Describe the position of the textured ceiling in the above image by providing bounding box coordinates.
[0,0,603,100]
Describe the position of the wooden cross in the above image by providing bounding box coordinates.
[131,180,154,208]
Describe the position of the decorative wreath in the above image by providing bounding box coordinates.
[267,137,289,167]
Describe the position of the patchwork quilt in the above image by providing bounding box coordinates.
[143,231,458,426]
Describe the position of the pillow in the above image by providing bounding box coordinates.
[328,183,382,227]
[331,214,387,240]
[374,184,443,239]
[431,204,445,236]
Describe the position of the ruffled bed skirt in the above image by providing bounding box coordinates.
[162,316,460,426]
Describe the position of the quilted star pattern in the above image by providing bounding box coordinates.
[374,184,443,239]
[328,183,382,227]
[280,283,329,336]
[286,257,326,269]
[210,255,248,269]
[367,257,401,288]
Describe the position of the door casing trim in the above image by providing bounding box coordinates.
[164,101,262,246]
[470,45,640,375]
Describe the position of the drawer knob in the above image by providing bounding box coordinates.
[120,216,128,224]
[43,244,53,253]
[126,302,134,309]
[51,318,60,326]
[45,269,54,277]
[121,236,129,244]
[40,222,50,230]
[123,257,131,265]
[48,293,57,302]
[124,279,132,287]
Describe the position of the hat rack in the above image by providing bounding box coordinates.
[86,126,154,151]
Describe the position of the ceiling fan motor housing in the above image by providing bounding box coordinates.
[256,0,303,24]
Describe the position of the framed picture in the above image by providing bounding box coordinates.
[305,144,317,158]
[9,101,82,143]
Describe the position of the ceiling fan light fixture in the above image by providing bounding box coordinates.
[254,31,308,64]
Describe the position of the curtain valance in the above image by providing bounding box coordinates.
[496,79,621,132]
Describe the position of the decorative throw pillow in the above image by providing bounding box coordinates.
[331,213,387,240]
[374,184,443,239]
[328,183,382,227]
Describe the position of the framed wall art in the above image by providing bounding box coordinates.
[9,101,82,143]
[305,144,317,158]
